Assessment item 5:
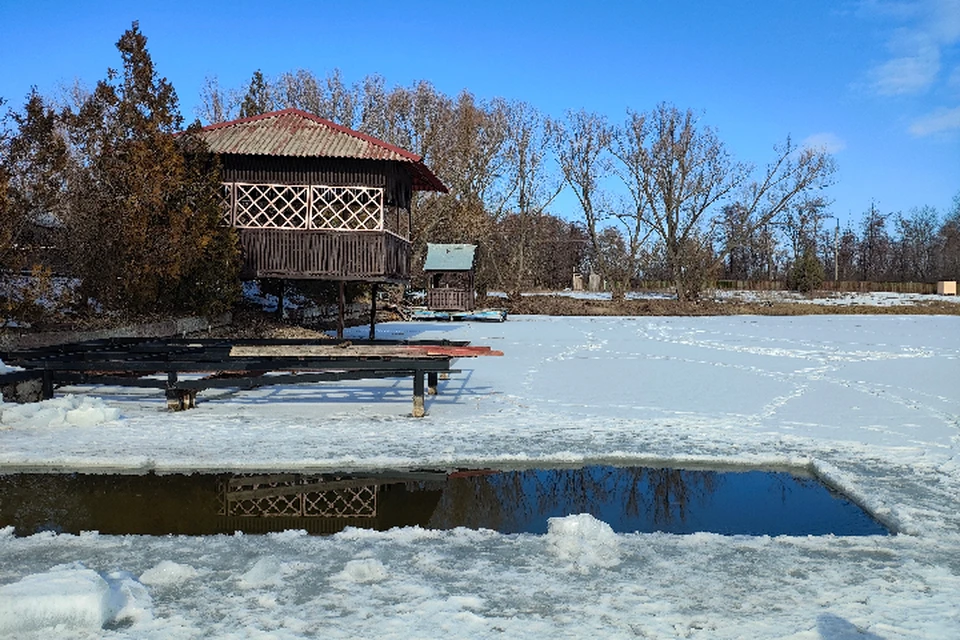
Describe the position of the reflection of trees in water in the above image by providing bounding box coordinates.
[427,466,722,532]
[0,474,91,535]
[646,468,718,526]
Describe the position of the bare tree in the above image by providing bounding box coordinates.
[497,101,561,297]
[858,203,891,281]
[892,206,940,282]
[196,75,237,124]
[617,104,746,299]
[276,68,356,126]
[619,103,835,300]
[551,110,615,290]
[938,193,960,280]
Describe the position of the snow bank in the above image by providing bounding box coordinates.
[0,563,150,635]
[545,513,621,572]
[0,394,120,428]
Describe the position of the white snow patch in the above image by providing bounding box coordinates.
[0,394,120,428]
[545,513,621,572]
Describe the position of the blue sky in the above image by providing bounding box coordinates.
[1,0,957,225]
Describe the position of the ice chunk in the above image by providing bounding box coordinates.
[0,565,109,634]
[101,570,152,626]
[545,513,621,572]
[239,556,284,589]
[140,560,199,586]
[333,558,388,584]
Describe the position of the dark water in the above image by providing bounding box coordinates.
[0,465,890,537]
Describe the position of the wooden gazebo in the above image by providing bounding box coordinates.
[424,243,476,312]
[195,109,447,335]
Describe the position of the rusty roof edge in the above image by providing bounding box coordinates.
[412,162,448,193]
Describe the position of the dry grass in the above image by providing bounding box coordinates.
[494,295,960,317]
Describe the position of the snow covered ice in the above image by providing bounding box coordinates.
[1,313,959,638]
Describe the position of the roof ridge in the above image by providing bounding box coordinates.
[201,108,423,163]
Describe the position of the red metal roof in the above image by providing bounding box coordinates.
[196,109,447,192]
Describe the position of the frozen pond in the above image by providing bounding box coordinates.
[1,314,958,638]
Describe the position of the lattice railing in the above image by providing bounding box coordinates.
[219,474,378,518]
[225,182,386,231]
[311,186,382,231]
[234,184,310,229]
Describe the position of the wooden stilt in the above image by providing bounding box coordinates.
[369,283,378,340]
[276,279,285,320]
[41,370,54,400]
[165,371,182,410]
[427,371,438,395]
[337,281,345,339]
[413,371,425,418]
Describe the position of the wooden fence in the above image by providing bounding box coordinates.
[710,280,938,294]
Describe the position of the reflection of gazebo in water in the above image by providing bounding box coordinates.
[424,243,476,312]
[194,108,448,336]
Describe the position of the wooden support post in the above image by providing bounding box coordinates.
[427,371,438,395]
[412,371,425,418]
[41,370,54,400]
[369,282,378,340]
[165,388,196,411]
[166,371,178,410]
[337,281,345,339]
[276,278,285,320]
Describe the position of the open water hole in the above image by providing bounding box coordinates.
[0,465,890,537]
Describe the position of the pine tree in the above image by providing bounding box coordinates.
[65,22,239,316]
[238,70,273,118]
[1,91,72,322]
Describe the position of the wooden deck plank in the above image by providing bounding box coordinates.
[228,345,503,358]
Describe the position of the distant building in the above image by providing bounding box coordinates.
[423,243,476,311]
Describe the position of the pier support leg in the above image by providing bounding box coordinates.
[41,370,54,400]
[165,388,196,411]
[165,371,196,411]
[413,371,425,418]
[427,371,438,395]
[369,283,378,340]
[337,281,346,339]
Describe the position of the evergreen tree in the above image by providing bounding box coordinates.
[238,70,273,118]
[1,91,72,322]
[789,247,824,293]
[65,22,239,316]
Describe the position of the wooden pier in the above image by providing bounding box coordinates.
[0,337,502,417]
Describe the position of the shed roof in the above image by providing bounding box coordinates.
[424,244,476,272]
[195,109,447,192]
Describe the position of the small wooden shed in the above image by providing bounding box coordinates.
[195,109,447,284]
[424,243,476,311]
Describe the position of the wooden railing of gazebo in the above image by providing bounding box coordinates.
[223,182,412,282]
[239,229,410,282]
